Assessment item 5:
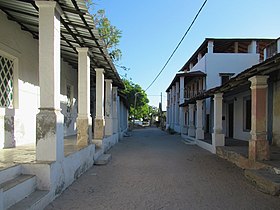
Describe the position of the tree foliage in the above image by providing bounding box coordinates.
[122,79,149,119]
[85,1,122,62]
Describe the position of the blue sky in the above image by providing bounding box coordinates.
[93,0,280,110]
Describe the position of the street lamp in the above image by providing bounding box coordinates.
[133,92,141,128]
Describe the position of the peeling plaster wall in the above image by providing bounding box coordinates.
[0,11,79,146]
[273,78,280,146]
[0,11,39,146]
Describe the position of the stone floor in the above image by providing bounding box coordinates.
[0,135,82,170]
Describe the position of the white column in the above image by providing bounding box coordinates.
[188,104,195,137]
[207,41,214,53]
[175,82,179,125]
[117,95,121,135]
[166,92,170,129]
[76,47,92,147]
[36,1,64,161]
[189,63,193,70]
[197,53,202,61]
[93,68,105,147]
[112,87,118,134]
[212,93,224,147]
[277,38,280,53]
[196,100,204,140]
[171,86,175,128]
[105,79,113,136]
[179,76,184,133]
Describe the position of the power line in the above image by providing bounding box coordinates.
[145,0,208,92]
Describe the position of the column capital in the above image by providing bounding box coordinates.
[105,79,113,83]
[189,103,195,109]
[36,1,63,15]
[76,47,89,54]
[95,68,104,73]
[214,92,223,100]
[196,99,203,106]
[249,75,269,89]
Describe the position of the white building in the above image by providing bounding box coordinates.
[166,38,275,150]
[0,0,128,209]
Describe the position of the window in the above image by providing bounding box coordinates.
[243,97,251,131]
[219,73,235,85]
[0,55,14,108]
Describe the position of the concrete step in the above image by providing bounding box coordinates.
[245,169,280,196]
[0,165,22,184]
[8,190,49,210]
[0,174,36,209]
[216,147,267,169]
[94,154,112,165]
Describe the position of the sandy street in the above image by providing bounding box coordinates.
[45,127,279,210]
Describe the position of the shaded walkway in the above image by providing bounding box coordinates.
[46,127,279,210]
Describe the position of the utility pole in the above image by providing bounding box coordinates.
[160,92,163,129]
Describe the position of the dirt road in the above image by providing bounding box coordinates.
[45,127,279,210]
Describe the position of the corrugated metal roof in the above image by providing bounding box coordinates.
[0,0,124,89]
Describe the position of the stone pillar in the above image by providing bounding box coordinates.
[171,86,175,128]
[197,53,202,61]
[277,38,280,53]
[117,95,121,135]
[175,82,179,125]
[36,1,64,161]
[179,77,184,133]
[249,40,257,54]
[76,47,92,147]
[112,87,118,134]
[249,76,269,161]
[196,100,204,140]
[93,68,105,147]
[104,79,113,136]
[188,104,195,137]
[0,108,15,148]
[207,41,214,53]
[212,93,224,147]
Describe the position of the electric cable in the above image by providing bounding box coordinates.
[145,0,208,91]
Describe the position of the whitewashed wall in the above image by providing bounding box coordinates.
[0,11,78,146]
[223,90,251,141]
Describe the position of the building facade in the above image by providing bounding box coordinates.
[0,0,128,209]
[166,38,276,154]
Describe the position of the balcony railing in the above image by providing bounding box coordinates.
[184,90,205,99]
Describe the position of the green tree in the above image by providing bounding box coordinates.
[85,1,122,62]
[122,79,149,120]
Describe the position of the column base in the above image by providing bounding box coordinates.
[188,126,196,137]
[94,118,105,140]
[212,133,225,147]
[92,139,103,148]
[77,117,92,147]
[0,108,15,148]
[249,140,270,161]
[105,117,113,136]
[196,128,204,140]
[36,109,64,161]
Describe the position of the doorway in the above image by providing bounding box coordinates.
[228,102,234,138]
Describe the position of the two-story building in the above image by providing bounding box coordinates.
[166,38,275,146]
[187,38,280,161]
